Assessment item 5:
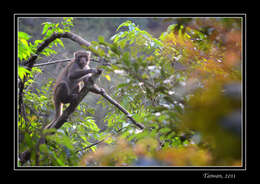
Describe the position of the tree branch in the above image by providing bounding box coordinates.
[34,58,110,67]
[34,58,71,67]
[90,86,145,130]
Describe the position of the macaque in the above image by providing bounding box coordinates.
[45,50,100,129]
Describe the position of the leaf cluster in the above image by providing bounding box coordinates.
[83,19,242,166]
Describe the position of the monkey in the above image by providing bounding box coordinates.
[45,50,100,129]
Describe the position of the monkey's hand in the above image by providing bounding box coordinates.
[69,68,100,80]
[96,68,103,74]
[99,88,105,95]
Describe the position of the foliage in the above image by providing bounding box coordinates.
[18,18,242,166]
[86,19,242,166]
[18,18,73,81]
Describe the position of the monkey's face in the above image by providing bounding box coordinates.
[77,56,89,68]
[74,51,91,68]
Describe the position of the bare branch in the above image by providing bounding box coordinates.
[34,58,110,67]
[90,86,145,130]
[34,58,71,67]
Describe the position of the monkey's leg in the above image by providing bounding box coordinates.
[45,100,63,129]
[44,84,67,129]
[58,81,79,103]
[44,102,63,129]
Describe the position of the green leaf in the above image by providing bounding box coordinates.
[18,35,33,61]
[116,20,132,31]
[172,137,182,147]
[159,32,167,41]
[159,127,171,134]
[34,40,43,47]
[98,36,105,43]
[104,74,111,81]
[18,66,31,80]
[167,24,177,32]
[20,38,29,47]
[90,146,97,152]
[18,32,31,40]
[39,144,49,153]
[55,38,64,48]
[86,107,95,114]
[184,32,191,39]
[52,151,65,166]
[178,25,184,37]
[104,136,113,144]
[122,52,130,66]
[97,47,105,57]
[31,67,42,74]
[110,43,121,55]
[42,22,51,35]
[111,31,127,43]
[121,38,130,49]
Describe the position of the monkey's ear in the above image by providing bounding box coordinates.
[74,51,80,61]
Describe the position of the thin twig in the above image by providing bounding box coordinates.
[34,58,71,67]
[76,127,126,153]
[34,58,111,67]
[76,138,106,153]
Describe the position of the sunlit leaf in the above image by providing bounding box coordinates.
[18,66,31,80]
[98,36,105,43]
[18,32,31,40]
[116,20,132,31]
[104,74,111,81]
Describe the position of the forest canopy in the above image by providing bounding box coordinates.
[17,17,243,167]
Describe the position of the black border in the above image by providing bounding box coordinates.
[10,12,248,178]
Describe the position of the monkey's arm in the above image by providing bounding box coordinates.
[69,69,98,80]
[90,86,145,130]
